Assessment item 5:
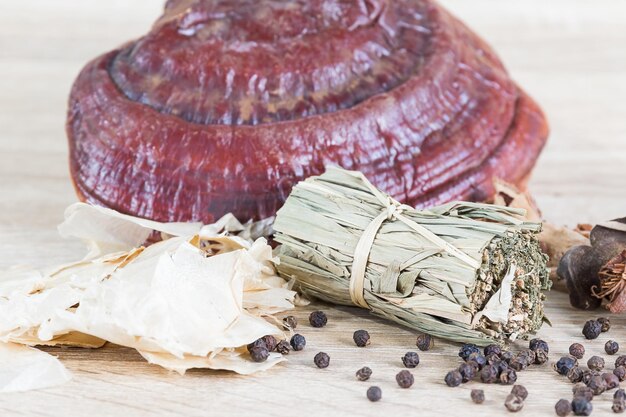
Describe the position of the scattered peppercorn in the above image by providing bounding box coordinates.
[471,389,485,404]
[458,362,477,383]
[261,335,278,352]
[484,344,502,357]
[606,340,620,355]
[356,366,373,381]
[467,352,487,369]
[587,355,605,372]
[521,349,537,366]
[353,330,370,347]
[530,338,550,354]
[569,343,586,360]
[416,334,433,351]
[568,367,585,383]
[314,352,330,368]
[615,366,626,382]
[290,333,306,351]
[555,356,578,375]
[511,385,528,401]
[535,348,549,365]
[613,397,625,413]
[616,389,626,401]
[582,320,602,340]
[587,374,607,395]
[486,352,501,365]
[555,399,571,417]
[282,315,298,330]
[402,352,420,368]
[445,370,463,387]
[247,338,266,352]
[249,345,269,362]
[504,394,524,412]
[276,340,290,355]
[603,372,620,390]
[367,386,382,402]
[500,368,518,385]
[459,343,481,361]
[466,360,480,373]
[501,351,514,363]
[573,385,594,402]
[509,360,525,372]
[582,370,598,386]
[480,364,499,383]
[597,317,611,332]
[571,397,593,416]
[616,355,626,368]
[396,370,414,389]
[495,360,510,376]
[308,311,328,328]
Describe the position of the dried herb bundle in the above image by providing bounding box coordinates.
[273,168,550,345]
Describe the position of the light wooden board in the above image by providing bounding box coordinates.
[0,1,625,415]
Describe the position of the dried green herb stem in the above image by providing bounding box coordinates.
[273,168,550,345]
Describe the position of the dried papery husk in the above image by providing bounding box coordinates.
[273,168,550,346]
[593,250,626,313]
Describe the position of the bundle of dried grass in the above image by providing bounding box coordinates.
[273,168,550,345]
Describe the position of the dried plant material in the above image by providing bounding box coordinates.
[493,179,542,222]
[274,168,550,346]
[593,250,626,313]
[0,342,71,392]
[0,203,295,384]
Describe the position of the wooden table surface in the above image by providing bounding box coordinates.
[1,1,625,415]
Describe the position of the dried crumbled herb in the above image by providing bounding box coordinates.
[569,343,585,360]
[555,399,571,417]
[396,370,414,388]
[614,366,626,382]
[444,370,463,387]
[529,338,549,354]
[587,356,605,372]
[555,356,578,375]
[402,352,420,368]
[261,335,278,352]
[416,334,433,351]
[283,315,298,330]
[571,397,593,416]
[598,317,611,332]
[504,394,524,412]
[356,366,372,381]
[314,352,330,368]
[367,386,382,402]
[309,310,328,328]
[459,344,481,361]
[290,334,306,351]
[249,345,270,362]
[606,340,620,355]
[568,367,585,383]
[458,362,477,383]
[603,372,620,390]
[480,364,499,383]
[353,330,370,347]
[500,368,517,385]
[471,389,485,404]
[511,385,528,400]
[484,344,502,356]
[582,320,602,340]
[276,340,290,355]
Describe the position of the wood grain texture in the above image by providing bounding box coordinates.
[0,1,625,416]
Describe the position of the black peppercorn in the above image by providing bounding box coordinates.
[573,385,594,402]
[521,349,536,366]
[587,375,607,395]
[444,370,463,387]
[416,334,433,351]
[613,397,626,413]
[459,343,481,361]
[484,344,502,357]
[535,348,549,365]
[616,355,626,368]
[555,399,571,417]
[509,360,525,372]
[467,352,487,369]
[569,343,585,360]
[471,389,485,404]
[571,397,593,416]
[276,340,290,355]
[568,367,585,383]
[615,366,626,382]
[290,333,306,351]
[314,352,330,368]
[396,370,414,389]
[356,366,372,381]
[500,368,517,385]
[602,372,620,390]
[529,338,550,354]
[597,317,611,332]
[353,330,370,347]
[501,351,514,363]
[261,335,278,352]
[458,362,476,383]
[466,360,480,373]
[486,352,501,365]
[495,360,510,377]
[247,338,266,352]
[606,340,620,355]
[616,388,626,401]
[504,394,524,412]
[282,315,298,330]
[480,364,499,383]
[582,370,598,386]
[511,385,528,401]
[587,355,605,372]
[309,311,328,328]
[249,345,269,362]
[401,352,420,368]
[555,356,578,375]
[366,386,382,402]
[582,320,602,340]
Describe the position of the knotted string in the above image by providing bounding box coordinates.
[348,172,481,309]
